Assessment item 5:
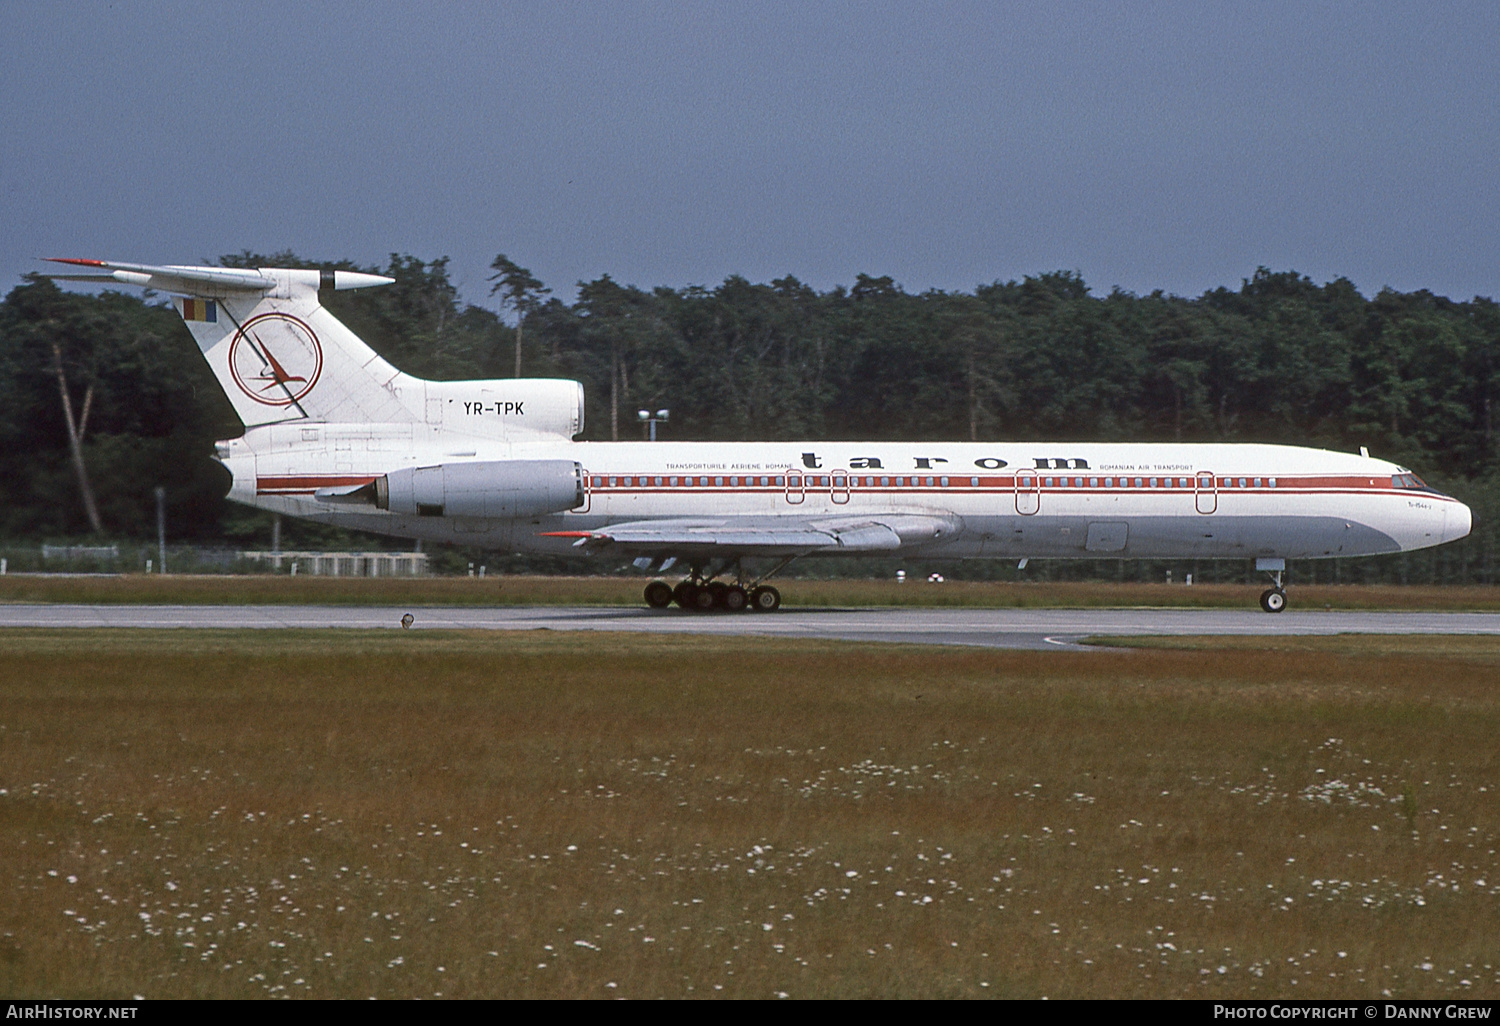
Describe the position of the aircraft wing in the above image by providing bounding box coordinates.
[544,512,961,557]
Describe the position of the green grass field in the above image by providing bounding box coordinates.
[1,629,1496,999]
[4,574,1500,610]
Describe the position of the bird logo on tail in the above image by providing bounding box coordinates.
[227,313,324,407]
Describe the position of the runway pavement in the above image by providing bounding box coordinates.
[3,603,1500,648]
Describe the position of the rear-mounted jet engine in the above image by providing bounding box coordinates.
[325,460,584,519]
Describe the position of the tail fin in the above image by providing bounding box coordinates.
[45,259,411,428]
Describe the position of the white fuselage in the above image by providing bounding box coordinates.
[45,259,1465,571]
[217,426,1470,562]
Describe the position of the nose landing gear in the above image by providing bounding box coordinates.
[1257,559,1288,613]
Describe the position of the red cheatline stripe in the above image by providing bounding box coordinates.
[45,258,109,266]
[582,473,1406,492]
[537,531,595,538]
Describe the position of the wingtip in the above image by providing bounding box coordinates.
[44,258,108,267]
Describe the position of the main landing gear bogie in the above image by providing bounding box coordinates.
[645,557,791,613]
[645,577,781,612]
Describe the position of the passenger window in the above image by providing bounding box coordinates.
[608,477,617,487]
[940,476,949,486]
[1135,478,1143,488]
[1269,478,1277,488]
[1104,478,1112,487]
[970,477,979,487]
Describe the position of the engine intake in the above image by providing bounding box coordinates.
[374,460,583,518]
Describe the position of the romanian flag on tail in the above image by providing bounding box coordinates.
[180,298,217,323]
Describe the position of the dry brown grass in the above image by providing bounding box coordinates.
[4,575,1500,611]
[1,629,1497,999]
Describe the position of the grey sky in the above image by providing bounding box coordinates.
[4,1,1497,309]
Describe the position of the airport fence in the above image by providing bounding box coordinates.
[0,544,429,577]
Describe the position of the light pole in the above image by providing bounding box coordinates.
[637,408,669,441]
[154,486,166,575]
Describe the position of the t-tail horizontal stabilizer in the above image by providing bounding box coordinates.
[43,259,393,298]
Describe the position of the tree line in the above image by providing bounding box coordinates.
[1,253,1496,582]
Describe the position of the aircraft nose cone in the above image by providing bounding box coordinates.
[1447,501,1473,543]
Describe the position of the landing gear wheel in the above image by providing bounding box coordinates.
[690,585,718,612]
[674,582,697,609]
[749,585,782,612]
[707,581,728,607]
[1260,588,1287,613]
[721,585,749,612]
[644,581,673,609]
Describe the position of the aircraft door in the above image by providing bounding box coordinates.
[1015,472,1040,515]
[784,470,805,505]
[1195,471,1217,514]
[831,471,850,504]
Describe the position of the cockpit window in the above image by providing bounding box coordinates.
[1392,473,1438,493]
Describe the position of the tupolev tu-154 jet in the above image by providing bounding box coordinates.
[46,258,1472,613]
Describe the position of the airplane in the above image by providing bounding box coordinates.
[45,258,1473,613]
